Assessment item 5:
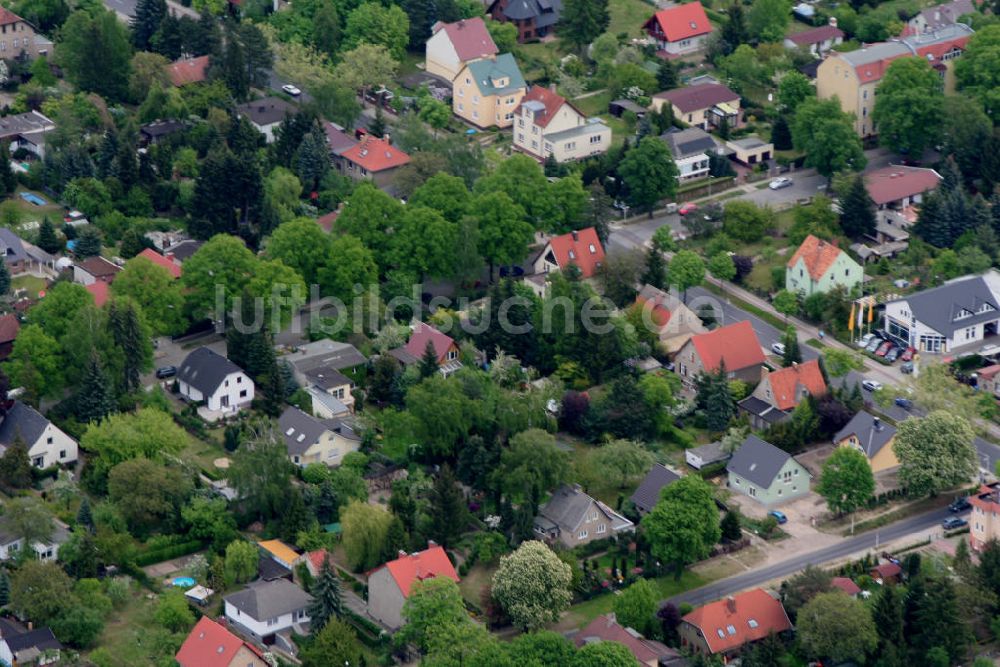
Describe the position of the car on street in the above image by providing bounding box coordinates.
[885,346,901,362]
[771,342,786,355]
[857,333,876,349]
[281,84,302,97]
[768,177,793,190]
[894,397,913,410]
[949,497,971,513]
[155,366,177,379]
[875,341,894,357]
[942,517,968,530]
[679,202,699,216]
[865,337,883,353]
[862,379,883,392]
[901,361,915,374]
[900,346,915,362]
[768,510,788,524]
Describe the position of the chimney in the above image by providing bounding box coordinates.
[571,230,579,241]
[398,550,408,558]
[873,416,881,430]
[829,16,838,27]
[726,596,736,613]
[384,132,392,145]
[427,540,438,548]
[549,83,557,93]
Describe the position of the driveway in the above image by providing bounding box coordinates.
[727,488,840,566]
[143,334,226,388]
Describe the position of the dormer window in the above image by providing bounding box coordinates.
[589,244,596,253]
[568,250,576,259]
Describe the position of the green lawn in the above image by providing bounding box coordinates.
[11,274,47,298]
[178,430,229,479]
[609,0,656,38]
[458,562,499,607]
[561,570,710,628]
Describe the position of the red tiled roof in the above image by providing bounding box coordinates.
[85,281,109,307]
[176,617,261,667]
[786,24,844,46]
[168,56,210,87]
[787,234,845,281]
[765,359,827,411]
[77,256,121,280]
[404,322,456,363]
[912,33,972,61]
[690,320,765,374]
[652,83,739,114]
[645,2,713,42]
[0,7,24,26]
[315,210,339,233]
[434,17,498,62]
[576,614,678,664]
[341,137,410,173]
[306,549,329,572]
[0,313,19,344]
[137,248,182,279]
[379,545,459,597]
[546,227,605,278]
[978,364,1000,380]
[831,577,862,596]
[864,165,942,206]
[681,589,792,655]
[515,85,572,129]
[871,562,902,579]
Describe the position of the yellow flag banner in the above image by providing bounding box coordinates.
[848,302,856,332]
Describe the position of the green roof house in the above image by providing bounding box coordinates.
[453,53,527,128]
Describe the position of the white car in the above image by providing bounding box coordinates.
[769,177,793,190]
[862,379,883,392]
[857,333,876,349]
[771,342,786,355]
[281,84,302,97]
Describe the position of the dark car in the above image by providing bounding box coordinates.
[885,346,901,362]
[155,366,177,379]
[942,517,968,530]
[894,397,913,410]
[949,497,972,513]
[901,361,915,374]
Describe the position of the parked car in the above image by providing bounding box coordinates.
[679,202,699,216]
[857,333,876,349]
[885,347,901,362]
[771,342,786,356]
[875,341,894,357]
[155,366,177,379]
[865,337,883,353]
[768,510,788,524]
[900,347,915,362]
[894,397,913,410]
[862,379,883,392]
[901,361,915,374]
[942,517,968,530]
[281,84,302,97]
[768,177,793,190]
[949,497,971,513]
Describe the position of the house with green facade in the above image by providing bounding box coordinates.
[727,435,811,505]
[786,234,862,298]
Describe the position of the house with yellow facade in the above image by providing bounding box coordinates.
[833,411,900,473]
[453,53,526,128]
[278,406,361,468]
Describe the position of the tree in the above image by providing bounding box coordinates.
[182,234,258,320]
[473,154,556,230]
[641,246,668,291]
[76,351,115,424]
[399,576,470,651]
[265,217,333,286]
[560,0,610,51]
[798,592,877,663]
[227,424,294,521]
[592,440,654,489]
[747,0,789,42]
[317,235,378,303]
[910,576,972,663]
[390,205,458,281]
[343,2,410,59]
[780,327,801,367]
[618,137,678,215]
[955,24,1000,125]
[0,437,31,492]
[181,497,238,552]
[341,500,394,571]
[107,300,151,394]
[668,250,705,303]
[721,510,742,541]
[307,555,343,631]
[492,541,573,630]
[128,51,170,104]
[332,43,399,96]
[612,578,657,635]
[473,191,533,282]
[839,174,877,238]
[8,325,64,402]
[74,225,102,258]
[722,200,773,242]
[708,251,736,285]
[429,466,467,548]
[656,58,678,91]
[641,475,721,577]
[111,257,186,336]
[5,497,54,553]
[36,217,61,255]
[893,411,976,496]
[58,9,132,103]
[10,561,73,623]
[499,429,570,500]
[777,71,814,112]
[771,114,792,151]
[108,459,191,536]
[694,364,736,432]
[296,125,330,192]
[573,641,636,667]
[873,57,944,156]
[793,98,866,179]
[224,540,258,585]
[300,619,363,667]
[154,588,195,633]
[773,290,798,322]
[410,173,471,223]
[818,447,874,532]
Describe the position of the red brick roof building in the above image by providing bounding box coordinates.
[787,235,845,282]
[338,137,411,192]
[677,320,766,388]
[388,322,462,373]
[175,617,267,667]
[864,165,942,209]
[533,227,605,279]
[679,589,792,656]
[168,56,210,87]
[644,2,713,56]
[367,544,460,629]
[831,577,861,596]
[754,359,828,411]
[576,614,685,666]
[136,248,182,279]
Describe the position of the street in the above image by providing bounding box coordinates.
[669,503,968,607]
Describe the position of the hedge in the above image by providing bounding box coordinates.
[135,540,204,567]
[699,461,729,479]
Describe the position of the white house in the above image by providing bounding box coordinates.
[0,628,62,667]
[425,17,498,82]
[643,2,713,56]
[662,128,717,181]
[783,21,845,56]
[177,347,255,418]
[224,579,311,650]
[236,97,296,144]
[0,401,78,469]
[513,85,610,163]
[0,518,70,562]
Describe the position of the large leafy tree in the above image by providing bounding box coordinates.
[317,235,378,303]
[181,235,257,320]
[668,250,705,302]
[409,173,471,224]
[955,24,1000,125]
[618,137,679,215]
[498,428,571,500]
[10,561,73,623]
[399,576,470,652]
[611,578,657,635]
[336,182,405,262]
[300,618,363,667]
[226,423,295,521]
[59,8,132,103]
[7,324,63,402]
[793,98,866,178]
[340,499,394,571]
[473,154,556,229]
[560,0,610,52]
[818,447,875,528]
[81,407,187,481]
[108,459,192,536]
[573,642,636,667]
[343,2,410,59]
[592,440,654,489]
[473,191,533,282]
[747,0,790,43]
[872,57,944,156]
[266,217,333,286]
[491,540,573,630]
[797,592,878,664]
[111,257,186,336]
[641,475,721,577]
[893,410,977,496]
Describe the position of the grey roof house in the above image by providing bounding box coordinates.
[534,484,634,548]
[224,578,312,651]
[0,627,62,667]
[833,411,899,473]
[727,435,811,506]
[685,441,731,470]
[177,347,255,420]
[277,406,361,467]
[286,339,365,413]
[0,401,79,469]
[630,464,681,515]
[0,515,70,562]
[662,127,719,182]
[236,97,297,143]
[487,0,563,42]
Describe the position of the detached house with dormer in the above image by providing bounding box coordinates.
[278,406,361,468]
[453,53,526,128]
[513,85,611,162]
[786,235,863,298]
[834,411,900,473]
[727,435,811,505]
[388,322,463,375]
[740,359,827,429]
[643,2,713,57]
[533,227,605,279]
[177,347,255,419]
[534,484,634,548]
[0,401,78,469]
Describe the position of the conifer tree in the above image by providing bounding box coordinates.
[108,301,146,393]
[119,228,145,259]
[641,246,667,290]
[77,351,115,424]
[307,555,344,631]
[418,340,439,378]
[76,498,94,533]
[132,0,167,51]
[0,436,31,491]
[839,175,876,239]
[74,226,102,258]
[36,217,61,254]
[429,466,466,548]
[0,569,9,606]
[0,259,9,297]
[782,326,802,367]
[771,115,792,151]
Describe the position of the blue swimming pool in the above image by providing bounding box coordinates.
[19,192,46,206]
[172,577,196,588]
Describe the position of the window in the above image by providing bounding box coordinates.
[597,523,606,534]
[472,110,479,119]
[531,140,538,149]
[458,103,464,111]
[748,487,757,497]
[578,529,588,539]
[267,618,278,627]
[293,455,300,464]
[1,42,5,52]
[518,119,524,128]
[225,380,229,388]
[46,436,53,445]
[465,78,470,85]
[12,39,17,48]
[473,95,480,104]
[447,350,458,361]
[517,132,524,142]
[59,450,66,459]
[748,619,759,629]
[590,134,602,144]
[237,376,242,383]
[589,244,596,254]
[726,625,736,636]
[778,489,783,496]
[532,126,538,135]
[568,250,576,260]
[716,629,725,639]
[239,390,247,398]
[333,388,345,399]
[564,141,576,151]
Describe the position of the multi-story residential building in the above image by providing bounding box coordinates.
[816,23,974,137]
[486,0,563,43]
[513,85,611,162]
[0,8,38,60]
[643,2,713,57]
[661,127,717,181]
[970,482,1000,550]
[453,53,526,128]
[425,17,498,82]
[786,234,863,297]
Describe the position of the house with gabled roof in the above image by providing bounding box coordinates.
[425,17,498,82]
[864,165,942,211]
[367,543,460,630]
[177,347,255,419]
[339,136,411,192]
[784,20,844,56]
[662,127,718,181]
[388,322,463,375]
[679,588,792,657]
[278,405,361,468]
[834,411,900,473]
[176,616,267,667]
[73,256,121,286]
[534,484,634,548]
[236,97,296,143]
[752,359,827,411]
[907,0,976,34]
[513,85,610,163]
[0,313,19,360]
[0,400,78,469]
[576,613,687,666]
[634,284,708,353]
[0,627,62,667]
[675,320,766,388]
[168,56,210,87]
[533,227,605,280]
[453,53,527,128]
[786,234,862,298]
[644,2,713,57]
[651,83,740,131]
[487,0,563,43]
[727,435,811,505]
[224,579,312,650]
[630,464,681,515]
[0,8,40,60]
[134,248,182,279]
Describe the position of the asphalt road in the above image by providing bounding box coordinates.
[668,503,968,607]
